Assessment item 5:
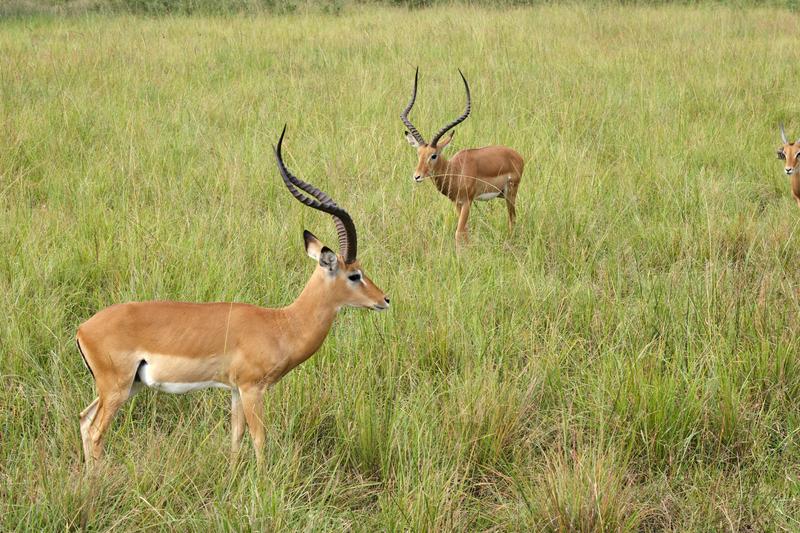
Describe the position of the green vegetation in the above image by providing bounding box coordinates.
[2,4,800,530]
[3,0,800,17]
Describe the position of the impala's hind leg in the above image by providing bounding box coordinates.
[79,397,100,464]
[82,366,140,464]
[86,385,133,463]
[77,334,142,465]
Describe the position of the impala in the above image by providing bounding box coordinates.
[76,125,389,465]
[777,124,800,208]
[401,68,525,247]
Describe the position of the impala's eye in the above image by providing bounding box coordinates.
[778,150,786,160]
[348,273,362,282]
[430,154,438,160]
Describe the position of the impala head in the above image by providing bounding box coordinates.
[777,124,800,176]
[400,67,471,183]
[275,125,389,311]
[301,230,388,310]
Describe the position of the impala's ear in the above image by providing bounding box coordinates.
[304,230,323,260]
[318,247,338,274]
[436,130,455,150]
[404,131,422,148]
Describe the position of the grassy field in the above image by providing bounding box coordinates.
[2,3,800,531]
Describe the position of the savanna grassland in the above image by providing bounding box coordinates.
[2,3,800,531]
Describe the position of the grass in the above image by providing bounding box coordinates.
[2,3,800,530]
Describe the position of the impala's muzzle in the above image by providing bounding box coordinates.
[786,167,794,176]
[373,297,391,312]
[413,174,423,183]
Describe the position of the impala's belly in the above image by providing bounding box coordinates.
[475,176,510,201]
[136,356,230,394]
[476,191,502,201]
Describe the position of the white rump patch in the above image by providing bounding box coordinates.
[138,361,230,394]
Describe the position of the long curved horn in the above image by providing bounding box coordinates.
[275,125,358,264]
[400,67,427,145]
[430,69,471,148]
[781,123,789,144]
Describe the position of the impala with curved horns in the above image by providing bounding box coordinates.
[401,67,525,247]
[76,125,389,465]
[777,124,800,208]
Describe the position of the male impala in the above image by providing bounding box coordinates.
[401,68,525,247]
[76,126,389,465]
[777,124,800,208]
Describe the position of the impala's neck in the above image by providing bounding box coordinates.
[792,173,800,199]
[282,271,340,367]
[429,155,456,193]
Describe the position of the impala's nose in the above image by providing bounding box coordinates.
[786,168,794,175]
[372,296,390,312]
[413,175,423,182]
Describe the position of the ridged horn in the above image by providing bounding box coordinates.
[400,67,427,146]
[275,125,357,264]
[430,69,471,148]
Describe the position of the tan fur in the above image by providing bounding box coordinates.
[777,140,800,208]
[76,235,388,466]
[412,137,525,247]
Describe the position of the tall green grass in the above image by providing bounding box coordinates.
[2,4,800,530]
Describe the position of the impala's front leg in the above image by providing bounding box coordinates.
[504,177,519,232]
[230,389,246,464]
[240,384,266,464]
[455,200,471,248]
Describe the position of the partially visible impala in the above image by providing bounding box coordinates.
[777,124,800,208]
[76,125,389,466]
[401,68,525,247]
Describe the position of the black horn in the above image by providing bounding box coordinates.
[400,67,427,146]
[430,69,471,148]
[275,125,358,264]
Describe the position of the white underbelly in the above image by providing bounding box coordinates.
[138,360,230,394]
[476,191,502,201]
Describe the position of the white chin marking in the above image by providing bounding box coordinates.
[138,361,229,394]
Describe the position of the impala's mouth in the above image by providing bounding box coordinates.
[413,175,423,183]
[372,304,389,311]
